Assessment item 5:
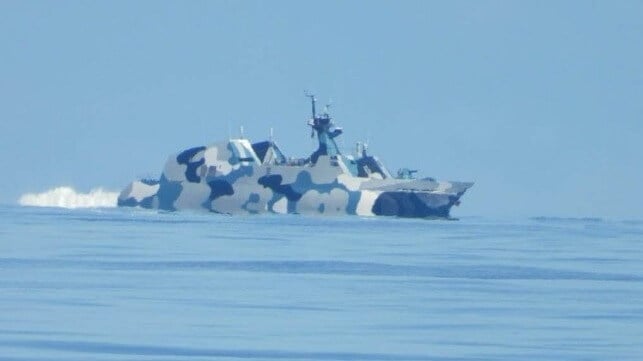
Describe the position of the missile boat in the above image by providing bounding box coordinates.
[118,95,473,218]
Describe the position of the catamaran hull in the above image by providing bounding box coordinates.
[118,141,473,219]
[118,179,467,218]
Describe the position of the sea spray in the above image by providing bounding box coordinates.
[18,186,118,208]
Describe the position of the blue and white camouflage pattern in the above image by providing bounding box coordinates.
[118,96,473,218]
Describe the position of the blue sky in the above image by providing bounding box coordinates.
[1,1,641,218]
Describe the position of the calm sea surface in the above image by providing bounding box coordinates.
[1,205,643,360]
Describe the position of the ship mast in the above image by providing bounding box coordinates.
[305,93,343,164]
[306,92,317,118]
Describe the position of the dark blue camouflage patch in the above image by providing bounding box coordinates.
[139,195,155,209]
[258,174,302,202]
[156,175,183,211]
[241,193,261,214]
[177,146,206,183]
[207,179,234,201]
[117,197,138,207]
[141,179,160,186]
[372,192,455,218]
[309,143,327,164]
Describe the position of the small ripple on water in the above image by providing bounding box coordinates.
[0,339,455,361]
[1,258,641,282]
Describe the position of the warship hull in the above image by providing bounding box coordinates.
[118,139,472,219]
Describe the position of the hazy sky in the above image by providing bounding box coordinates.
[1,1,641,218]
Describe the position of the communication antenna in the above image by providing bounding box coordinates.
[304,90,316,118]
[227,121,232,141]
[269,127,274,143]
[364,132,370,154]
[239,125,244,139]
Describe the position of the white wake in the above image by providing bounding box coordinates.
[18,186,119,209]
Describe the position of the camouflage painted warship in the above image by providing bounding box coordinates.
[118,95,473,218]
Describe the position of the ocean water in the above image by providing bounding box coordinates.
[2,205,643,360]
